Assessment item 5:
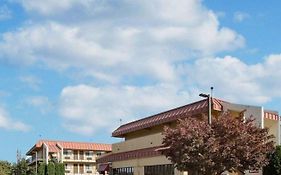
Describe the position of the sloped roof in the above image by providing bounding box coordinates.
[27,140,112,155]
[112,98,223,137]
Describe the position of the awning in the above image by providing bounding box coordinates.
[98,164,109,172]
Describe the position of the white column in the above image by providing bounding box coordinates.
[261,107,264,129]
[277,114,281,145]
[43,142,49,164]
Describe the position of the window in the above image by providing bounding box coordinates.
[112,167,133,175]
[85,164,92,170]
[96,151,105,156]
[65,164,69,169]
[144,164,174,175]
[85,164,92,173]
[63,150,72,155]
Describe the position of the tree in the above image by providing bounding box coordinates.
[13,158,28,175]
[47,162,55,175]
[55,163,65,175]
[161,112,275,175]
[0,161,12,175]
[38,162,46,175]
[264,145,281,175]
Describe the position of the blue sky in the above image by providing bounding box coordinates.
[1,0,281,162]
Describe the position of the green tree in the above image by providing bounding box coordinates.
[55,163,64,175]
[0,161,12,175]
[38,162,46,175]
[47,162,55,175]
[264,146,281,175]
[13,158,28,175]
[161,112,275,175]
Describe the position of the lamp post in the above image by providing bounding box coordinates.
[199,87,213,125]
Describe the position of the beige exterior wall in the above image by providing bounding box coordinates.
[113,132,164,153]
[264,118,279,144]
[221,102,263,127]
[112,156,182,175]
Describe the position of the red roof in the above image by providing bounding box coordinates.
[112,98,223,137]
[27,140,112,155]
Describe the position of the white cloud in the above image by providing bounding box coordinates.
[1,0,244,83]
[24,96,52,114]
[7,0,281,136]
[233,11,250,23]
[14,0,89,16]
[0,106,30,132]
[59,84,193,135]
[0,5,12,21]
[183,54,281,104]
[58,54,281,135]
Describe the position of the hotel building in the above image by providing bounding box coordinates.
[97,98,280,175]
[26,140,112,175]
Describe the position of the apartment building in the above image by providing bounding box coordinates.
[97,98,280,175]
[26,140,112,175]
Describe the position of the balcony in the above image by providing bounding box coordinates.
[63,155,96,163]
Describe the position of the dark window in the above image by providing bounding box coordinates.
[144,164,174,175]
[112,167,133,175]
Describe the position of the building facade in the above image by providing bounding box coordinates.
[27,140,112,175]
[97,98,280,175]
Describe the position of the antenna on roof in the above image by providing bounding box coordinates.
[119,118,122,126]
[210,87,214,98]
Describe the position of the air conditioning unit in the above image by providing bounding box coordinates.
[65,170,71,173]
[86,170,92,173]
[64,156,70,159]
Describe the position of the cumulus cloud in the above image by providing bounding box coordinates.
[1,0,244,83]
[59,84,193,135]
[0,106,30,131]
[6,0,281,136]
[183,54,281,104]
[58,54,281,135]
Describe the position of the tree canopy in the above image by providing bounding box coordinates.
[161,112,275,175]
[0,161,12,175]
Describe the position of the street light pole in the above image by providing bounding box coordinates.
[208,94,211,125]
[199,87,213,125]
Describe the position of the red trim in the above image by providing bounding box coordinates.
[97,146,162,163]
[264,111,279,121]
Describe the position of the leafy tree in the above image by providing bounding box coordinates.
[38,162,46,175]
[13,158,28,175]
[47,162,55,175]
[55,163,65,175]
[161,112,275,175]
[0,161,12,175]
[264,145,281,175]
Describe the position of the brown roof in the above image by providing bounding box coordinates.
[27,140,112,155]
[112,98,223,137]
